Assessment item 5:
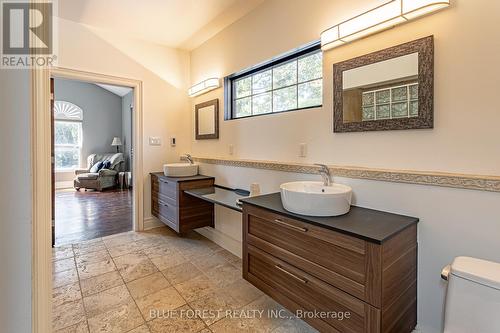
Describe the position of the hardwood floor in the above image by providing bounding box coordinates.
[55,188,132,245]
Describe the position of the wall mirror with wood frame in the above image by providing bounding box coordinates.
[333,36,434,132]
[195,99,219,140]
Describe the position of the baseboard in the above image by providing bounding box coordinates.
[55,181,73,189]
[195,227,242,258]
[143,216,164,230]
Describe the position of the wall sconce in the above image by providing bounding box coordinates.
[321,0,450,51]
[188,78,220,97]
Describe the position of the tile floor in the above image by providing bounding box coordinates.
[52,227,318,333]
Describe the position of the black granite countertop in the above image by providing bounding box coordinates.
[240,193,419,244]
[150,172,214,182]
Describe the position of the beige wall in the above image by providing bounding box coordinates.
[188,1,500,332]
[56,18,192,220]
[190,0,500,175]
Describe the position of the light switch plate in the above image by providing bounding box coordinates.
[149,136,161,146]
[228,144,234,155]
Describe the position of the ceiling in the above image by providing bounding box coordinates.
[58,0,264,50]
[95,83,133,97]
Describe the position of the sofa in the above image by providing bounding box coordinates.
[74,153,125,191]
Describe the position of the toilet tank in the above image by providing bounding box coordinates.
[443,256,500,333]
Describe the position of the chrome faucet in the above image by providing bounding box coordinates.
[184,154,194,164]
[315,164,332,186]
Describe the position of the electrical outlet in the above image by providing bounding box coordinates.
[149,136,161,146]
[299,143,307,157]
[229,144,234,155]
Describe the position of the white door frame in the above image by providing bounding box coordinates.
[31,67,144,333]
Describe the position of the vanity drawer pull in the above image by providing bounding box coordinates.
[275,265,308,284]
[273,219,308,232]
[159,179,169,184]
[158,200,168,207]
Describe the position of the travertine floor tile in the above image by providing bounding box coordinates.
[147,305,206,333]
[80,271,124,297]
[87,300,144,333]
[223,279,263,308]
[54,319,89,333]
[135,287,186,321]
[150,253,188,271]
[114,252,158,282]
[128,324,151,333]
[102,232,141,248]
[53,282,82,308]
[127,272,170,300]
[189,291,240,326]
[107,241,145,258]
[75,250,112,266]
[204,263,242,288]
[73,241,107,256]
[190,253,227,271]
[215,249,242,266]
[143,243,176,259]
[83,285,132,318]
[174,275,217,302]
[52,299,86,331]
[52,229,316,333]
[77,257,116,280]
[53,267,79,288]
[161,262,202,285]
[54,258,77,273]
[53,245,74,261]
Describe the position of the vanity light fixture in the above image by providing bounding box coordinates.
[321,0,449,51]
[188,78,220,97]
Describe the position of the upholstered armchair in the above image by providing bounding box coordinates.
[74,153,124,191]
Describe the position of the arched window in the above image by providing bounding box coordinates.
[54,101,83,171]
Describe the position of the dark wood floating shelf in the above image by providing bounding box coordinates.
[241,192,419,333]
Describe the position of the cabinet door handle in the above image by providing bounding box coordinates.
[158,200,168,207]
[275,265,308,284]
[273,219,307,232]
[159,179,168,184]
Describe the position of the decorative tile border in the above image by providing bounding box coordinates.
[193,156,500,192]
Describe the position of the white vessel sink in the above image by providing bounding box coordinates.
[163,163,198,177]
[280,181,352,217]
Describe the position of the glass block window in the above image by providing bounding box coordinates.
[362,83,418,121]
[225,43,322,119]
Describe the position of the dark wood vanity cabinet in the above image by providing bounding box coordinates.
[242,194,418,333]
[150,173,214,234]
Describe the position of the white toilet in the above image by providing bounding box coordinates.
[442,256,500,333]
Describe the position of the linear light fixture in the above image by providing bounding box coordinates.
[321,0,449,51]
[188,78,220,97]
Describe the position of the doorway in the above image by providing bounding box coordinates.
[51,77,136,245]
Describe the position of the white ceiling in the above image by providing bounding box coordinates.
[58,0,264,50]
[95,83,133,97]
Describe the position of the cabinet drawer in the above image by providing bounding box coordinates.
[247,245,377,333]
[245,205,368,295]
[152,196,178,223]
[152,176,177,200]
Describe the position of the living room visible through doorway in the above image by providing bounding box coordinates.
[51,77,135,245]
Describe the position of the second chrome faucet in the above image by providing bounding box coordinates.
[315,164,333,186]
